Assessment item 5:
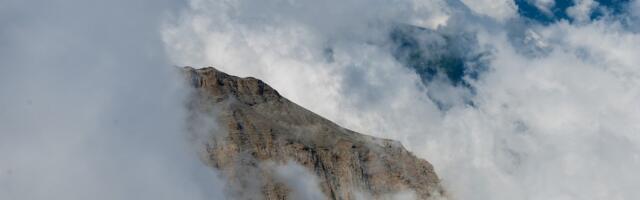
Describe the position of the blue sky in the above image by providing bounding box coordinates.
[516,0,630,24]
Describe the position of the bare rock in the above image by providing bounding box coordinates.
[183,66,445,200]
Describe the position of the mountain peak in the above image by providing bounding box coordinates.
[182,66,445,199]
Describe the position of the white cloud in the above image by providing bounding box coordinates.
[269,161,326,200]
[458,0,518,22]
[7,0,637,199]
[435,22,640,199]
[567,0,599,23]
[164,0,640,200]
[529,0,556,15]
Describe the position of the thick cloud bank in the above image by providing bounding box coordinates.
[165,0,640,199]
[0,0,226,199]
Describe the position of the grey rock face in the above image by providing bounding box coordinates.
[183,67,445,200]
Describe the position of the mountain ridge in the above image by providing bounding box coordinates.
[183,66,445,199]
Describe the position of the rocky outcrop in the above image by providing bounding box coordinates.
[183,67,445,200]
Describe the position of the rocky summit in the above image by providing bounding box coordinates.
[182,67,445,200]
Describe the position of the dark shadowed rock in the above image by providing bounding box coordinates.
[182,66,445,200]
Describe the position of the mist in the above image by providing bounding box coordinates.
[0,0,225,199]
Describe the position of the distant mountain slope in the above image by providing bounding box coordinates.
[182,67,445,200]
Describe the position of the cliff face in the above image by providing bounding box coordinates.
[183,67,444,200]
